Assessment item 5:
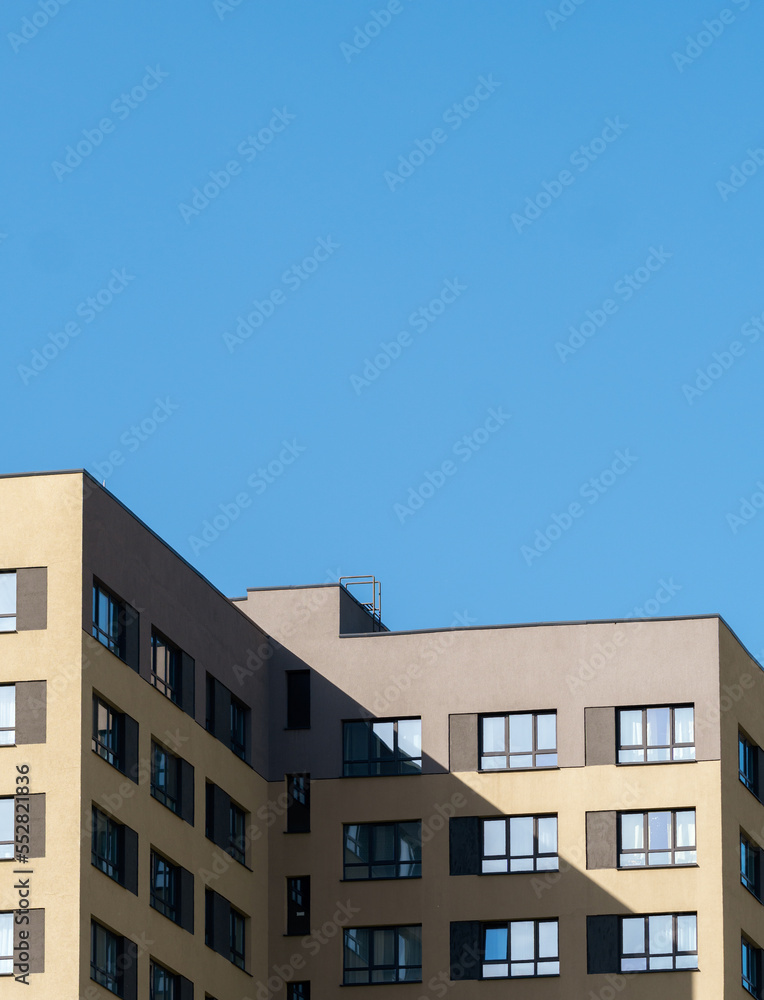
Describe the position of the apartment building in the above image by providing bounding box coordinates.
[0,470,762,999]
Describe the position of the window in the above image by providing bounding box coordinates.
[620,913,698,972]
[230,801,246,865]
[286,774,310,833]
[93,697,122,769]
[150,960,178,1000]
[91,921,120,994]
[0,912,12,975]
[482,920,559,978]
[151,631,180,703]
[618,706,694,763]
[744,937,762,997]
[151,742,178,813]
[230,907,246,969]
[92,808,120,880]
[0,686,14,745]
[480,712,557,770]
[287,877,310,936]
[0,572,16,631]
[742,833,761,898]
[286,670,310,729]
[482,815,557,873]
[206,674,215,733]
[0,799,12,860]
[741,732,759,794]
[287,985,310,1000]
[343,718,422,776]
[150,851,178,923]
[344,821,422,880]
[230,697,248,760]
[343,925,422,984]
[92,582,127,659]
[619,810,696,867]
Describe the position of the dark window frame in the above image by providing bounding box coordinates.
[92,806,121,882]
[619,913,698,972]
[0,684,14,745]
[481,814,558,874]
[478,712,558,771]
[230,697,248,760]
[343,924,422,985]
[481,919,560,979]
[286,670,311,729]
[287,984,310,1000]
[150,850,179,924]
[230,906,246,969]
[229,801,246,865]
[742,832,762,899]
[343,821,422,881]
[342,717,422,777]
[150,959,178,1000]
[617,705,695,764]
[90,920,120,995]
[740,731,759,795]
[150,741,179,814]
[92,696,123,770]
[150,630,181,704]
[287,876,310,936]
[286,774,310,833]
[743,935,763,998]
[617,809,697,869]
[92,581,128,660]
[0,571,16,631]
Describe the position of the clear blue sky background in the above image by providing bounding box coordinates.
[3,1,764,655]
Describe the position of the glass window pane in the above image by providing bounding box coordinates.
[536,752,557,767]
[373,826,395,863]
[482,963,508,977]
[537,817,557,854]
[536,714,556,751]
[646,747,671,762]
[620,853,645,867]
[345,928,369,968]
[621,814,644,851]
[509,857,533,872]
[0,573,16,615]
[398,926,421,967]
[622,957,646,972]
[676,915,696,953]
[673,746,695,760]
[481,755,507,770]
[648,915,672,955]
[0,686,15,730]
[484,927,507,961]
[674,707,694,744]
[538,921,558,958]
[397,720,421,759]
[371,722,395,756]
[675,954,698,969]
[675,811,695,848]
[510,921,534,961]
[373,928,395,966]
[620,710,642,747]
[345,825,369,864]
[508,755,533,769]
[537,961,560,976]
[510,962,534,977]
[344,722,368,762]
[483,820,506,857]
[398,823,421,864]
[622,918,644,955]
[482,859,508,873]
[646,708,670,747]
[675,850,696,865]
[648,812,671,851]
[648,852,671,866]
[509,715,532,754]
[482,717,505,753]
[509,817,533,857]
[619,748,644,763]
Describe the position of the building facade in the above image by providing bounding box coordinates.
[0,470,762,999]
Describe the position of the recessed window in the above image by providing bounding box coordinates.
[741,731,759,795]
[92,807,121,881]
[230,697,248,760]
[150,851,178,923]
[151,742,178,813]
[482,815,558,873]
[230,907,246,969]
[151,631,180,704]
[93,697,122,769]
[230,802,246,865]
[620,913,697,972]
[0,572,16,632]
[287,877,310,936]
[0,799,12,861]
[90,921,120,994]
[286,670,310,729]
[150,959,178,1000]
[482,920,560,978]
[344,821,421,880]
[92,582,127,659]
[343,718,422,776]
[0,686,15,746]
[0,912,12,975]
[286,774,310,833]
[743,936,762,997]
[287,984,310,1000]
[343,925,422,984]
[742,833,761,898]
[480,712,557,770]
[618,706,694,764]
[619,810,696,867]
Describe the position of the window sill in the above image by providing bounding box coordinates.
[340,876,422,883]
[617,863,699,871]
[616,759,697,766]
[478,868,560,876]
[477,766,560,774]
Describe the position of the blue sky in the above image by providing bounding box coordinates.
[3,0,764,655]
